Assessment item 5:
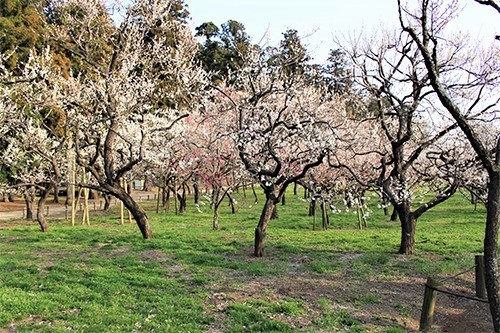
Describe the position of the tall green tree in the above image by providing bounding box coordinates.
[0,0,47,71]
[195,20,251,83]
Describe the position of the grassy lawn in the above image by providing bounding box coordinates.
[0,189,491,332]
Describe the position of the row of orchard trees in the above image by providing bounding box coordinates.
[0,0,499,328]
[0,0,497,256]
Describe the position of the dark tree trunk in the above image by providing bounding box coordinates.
[8,193,14,202]
[293,182,297,195]
[24,187,36,220]
[254,196,276,257]
[485,168,500,332]
[178,193,186,213]
[382,191,390,216]
[88,189,97,200]
[391,206,398,221]
[281,194,286,206]
[193,176,200,204]
[103,194,111,211]
[309,198,316,217]
[53,184,59,203]
[178,184,187,213]
[251,183,258,204]
[164,187,170,211]
[397,203,416,255]
[227,192,237,214]
[114,187,153,239]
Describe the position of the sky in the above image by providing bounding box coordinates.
[186,0,499,64]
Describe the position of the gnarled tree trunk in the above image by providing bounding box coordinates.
[396,202,416,255]
[254,196,276,257]
[485,167,500,331]
[116,187,152,239]
[24,186,36,220]
[36,184,54,232]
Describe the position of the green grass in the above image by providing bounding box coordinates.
[0,189,490,332]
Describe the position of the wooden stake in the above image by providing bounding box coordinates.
[82,169,90,226]
[156,184,161,214]
[120,177,124,225]
[419,277,438,332]
[475,255,486,299]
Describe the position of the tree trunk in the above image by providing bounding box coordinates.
[178,193,187,213]
[484,169,500,332]
[251,183,258,204]
[115,187,153,239]
[173,177,178,215]
[193,175,200,204]
[397,203,416,255]
[271,204,279,220]
[88,189,97,200]
[254,196,276,257]
[8,193,14,202]
[281,194,286,206]
[309,198,316,217]
[212,185,222,230]
[144,175,153,192]
[24,187,35,220]
[180,183,187,213]
[321,199,329,230]
[213,203,220,230]
[103,194,111,211]
[36,185,53,232]
[53,184,59,203]
[391,206,398,221]
[382,193,390,216]
[227,192,237,214]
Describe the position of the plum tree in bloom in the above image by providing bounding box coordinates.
[217,44,347,256]
[185,93,246,230]
[50,0,207,238]
[338,28,468,255]
[0,49,67,232]
[398,0,500,328]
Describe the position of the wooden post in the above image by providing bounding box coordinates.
[419,277,438,332]
[156,185,161,214]
[22,208,25,219]
[46,206,49,216]
[82,169,90,226]
[120,178,124,225]
[475,255,486,299]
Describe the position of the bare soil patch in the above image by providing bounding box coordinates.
[205,266,491,332]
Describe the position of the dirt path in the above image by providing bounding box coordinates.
[0,191,158,220]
